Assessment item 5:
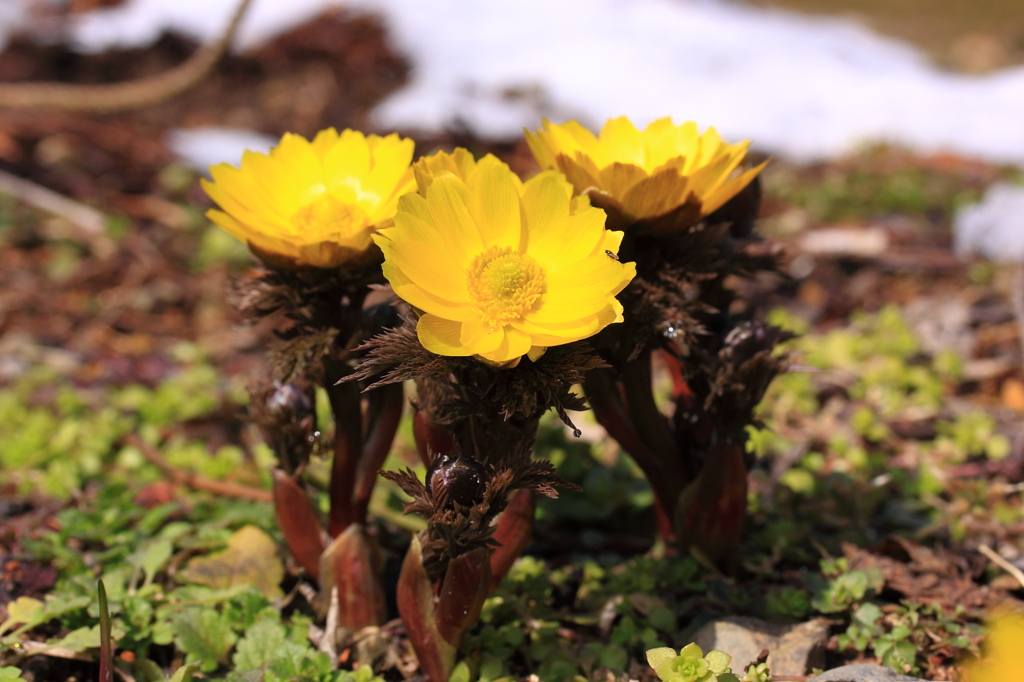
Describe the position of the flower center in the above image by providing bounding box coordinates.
[292,194,367,240]
[467,246,544,327]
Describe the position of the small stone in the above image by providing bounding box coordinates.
[810,663,925,681]
[690,616,828,676]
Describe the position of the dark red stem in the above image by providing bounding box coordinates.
[327,378,363,537]
[353,382,405,524]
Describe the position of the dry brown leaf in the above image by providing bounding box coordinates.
[179,525,284,599]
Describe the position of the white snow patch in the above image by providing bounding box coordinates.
[166,127,278,174]
[26,0,1024,166]
[953,183,1024,262]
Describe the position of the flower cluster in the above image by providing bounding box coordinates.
[207,117,773,682]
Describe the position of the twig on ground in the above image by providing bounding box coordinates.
[979,543,1024,590]
[15,641,95,661]
[0,168,106,236]
[123,433,272,503]
[0,0,253,112]
[318,586,340,663]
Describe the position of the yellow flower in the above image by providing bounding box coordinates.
[525,116,767,228]
[375,153,636,365]
[201,128,416,269]
[412,147,497,196]
[961,612,1024,682]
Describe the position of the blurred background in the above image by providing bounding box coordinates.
[2,5,1024,680]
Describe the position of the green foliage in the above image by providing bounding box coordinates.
[934,410,1011,462]
[810,558,884,614]
[0,668,26,682]
[764,586,811,620]
[5,482,386,681]
[0,353,253,497]
[535,411,653,528]
[832,599,977,677]
[173,607,238,672]
[762,148,989,226]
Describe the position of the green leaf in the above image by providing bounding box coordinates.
[232,617,287,672]
[647,647,678,680]
[167,663,200,682]
[178,526,283,599]
[679,643,704,659]
[152,619,176,646]
[449,660,471,682]
[40,595,93,622]
[130,658,166,682]
[479,653,504,681]
[647,605,676,633]
[0,597,44,636]
[137,539,175,587]
[223,590,273,632]
[172,607,237,673]
[0,667,26,681]
[599,643,629,672]
[50,625,101,652]
[705,650,732,675]
[854,602,883,627]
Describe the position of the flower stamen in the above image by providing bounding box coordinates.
[292,194,368,241]
[467,246,544,328]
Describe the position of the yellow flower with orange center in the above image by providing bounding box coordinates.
[375,152,635,365]
[525,117,767,229]
[961,612,1024,682]
[201,128,415,269]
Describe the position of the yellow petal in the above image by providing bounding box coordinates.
[527,346,547,362]
[366,135,416,201]
[206,209,291,257]
[417,314,472,356]
[426,176,486,258]
[552,154,602,197]
[392,200,469,268]
[272,133,323,200]
[524,128,555,170]
[324,130,372,186]
[599,162,648,199]
[599,117,644,167]
[467,155,522,250]
[383,239,468,303]
[380,257,475,321]
[478,325,532,363]
[241,150,309,215]
[202,177,289,233]
[460,318,505,355]
[621,167,692,220]
[702,159,770,215]
[529,203,607,272]
[310,128,340,158]
[519,172,572,258]
[547,250,634,293]
[515,300,623,345]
